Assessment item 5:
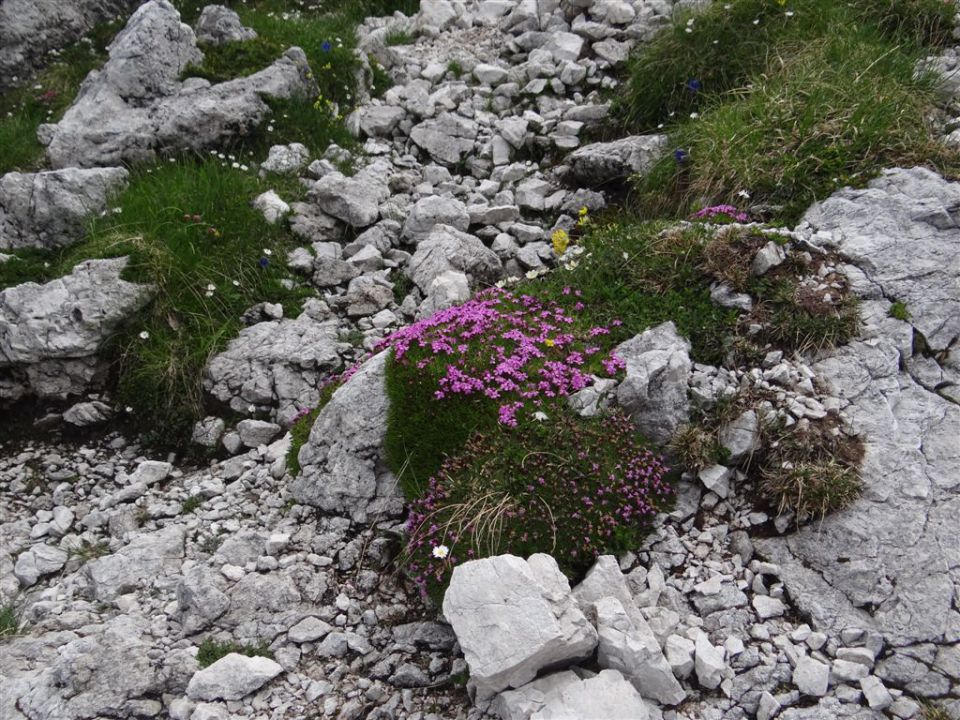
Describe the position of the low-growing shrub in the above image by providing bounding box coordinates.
[381,288,627,493]
[402,409,674,601]
[0,604,21,638]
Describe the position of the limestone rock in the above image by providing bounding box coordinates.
[186,653,283,701]
[442,554,598,694]
[195,4,257,44]
[407,224,502,293]
[0,168,129,250]
[0,0,138,93]
[291,351,403,522]
[402,195,470,242]
[615,321,692,444]
[566,135,667,186]
[41,1,317,168]
[203,308,342,425]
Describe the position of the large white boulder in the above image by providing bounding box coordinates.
[442,554,598,694]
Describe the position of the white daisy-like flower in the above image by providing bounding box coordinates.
[533,411,549,422]
[263,248,273,256]
[233,280,241,287]
[432,544,449,560]
[139,330,150,340]
[206,283,216,291]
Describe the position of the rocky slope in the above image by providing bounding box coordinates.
[0,1,958,719]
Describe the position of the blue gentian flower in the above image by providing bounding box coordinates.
[686,78,702,92]
[674,148,689,163]
[259,257,270,268]
[321,40,332,52]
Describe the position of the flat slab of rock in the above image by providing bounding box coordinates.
[290,351,403,522]
[442,554,598,694]
[566,134,667,186]
[186,653,283,701]
[40,0,317,168]
[495,669,653,720]
[0,168,129,250]
[756,168,960,693]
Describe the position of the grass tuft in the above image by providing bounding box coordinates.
[619,0,960,223]
[196,637,273,668]
[0,604,21,638]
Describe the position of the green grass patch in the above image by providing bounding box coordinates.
[285,379,340,475]
[196,637,273,668]
[30,158,313,446]
[888,300,911,321]
[0,21,121,173]
[618,0,959,223]
[181,495,204,514]
[386,29,415,45]
[0,248,60,290]
[0,604,21,638]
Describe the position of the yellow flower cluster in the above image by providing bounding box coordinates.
[551,228,570,256]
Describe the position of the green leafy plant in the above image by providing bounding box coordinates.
[0,604,21,638]
[888,300,911,321]
[196,638,274,668]
[402,409,674,601]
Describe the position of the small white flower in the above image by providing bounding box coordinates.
[248,405,257,413]
[231,162,240,169]
[112,207,122,214]
[432,544,449,560]
[533,411,549,422]
[690,112,699,119]
[204,290,214,297]
[737,190,751,199]
[232,280,241,287]
[685,27,692,33]
[525,270,538,279]
[753,18,760,25]
[263,248,273,256]
[125,406,133,413]
[206,283,216,291]
[785,11,794,17]
[139,330,150,340]
[240,164,249,171]
[622,252,629,260]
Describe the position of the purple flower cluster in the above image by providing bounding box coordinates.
[692,204,749,223]
[402,411,674,599]
[376,287,623,427]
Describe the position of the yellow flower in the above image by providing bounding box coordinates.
[551,228,570,256]
[544,338,555,347]
[578,206,588,217]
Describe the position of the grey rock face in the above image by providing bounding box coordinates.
[186,653,283,701]
[516,669,653,720]
[310,161,391,228]
[756,168,960,686]
[195,4,257,44]
[14,544,68,587]
[595,596,687,705]
[718,409,761,465]
[0,257,153,400]
[566,134,668,186]
[0,0,138,93]
[203,309,342,425]
[11,615,169,719]
[0,168,129,250]
[83,524,186,601]
[407,224,502,293]
[402,195,470,242]
[442,554,598,694]
[410,113,480,165]
[41,1,316,168]
[615,321,692,445]
[291,351,404,523]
